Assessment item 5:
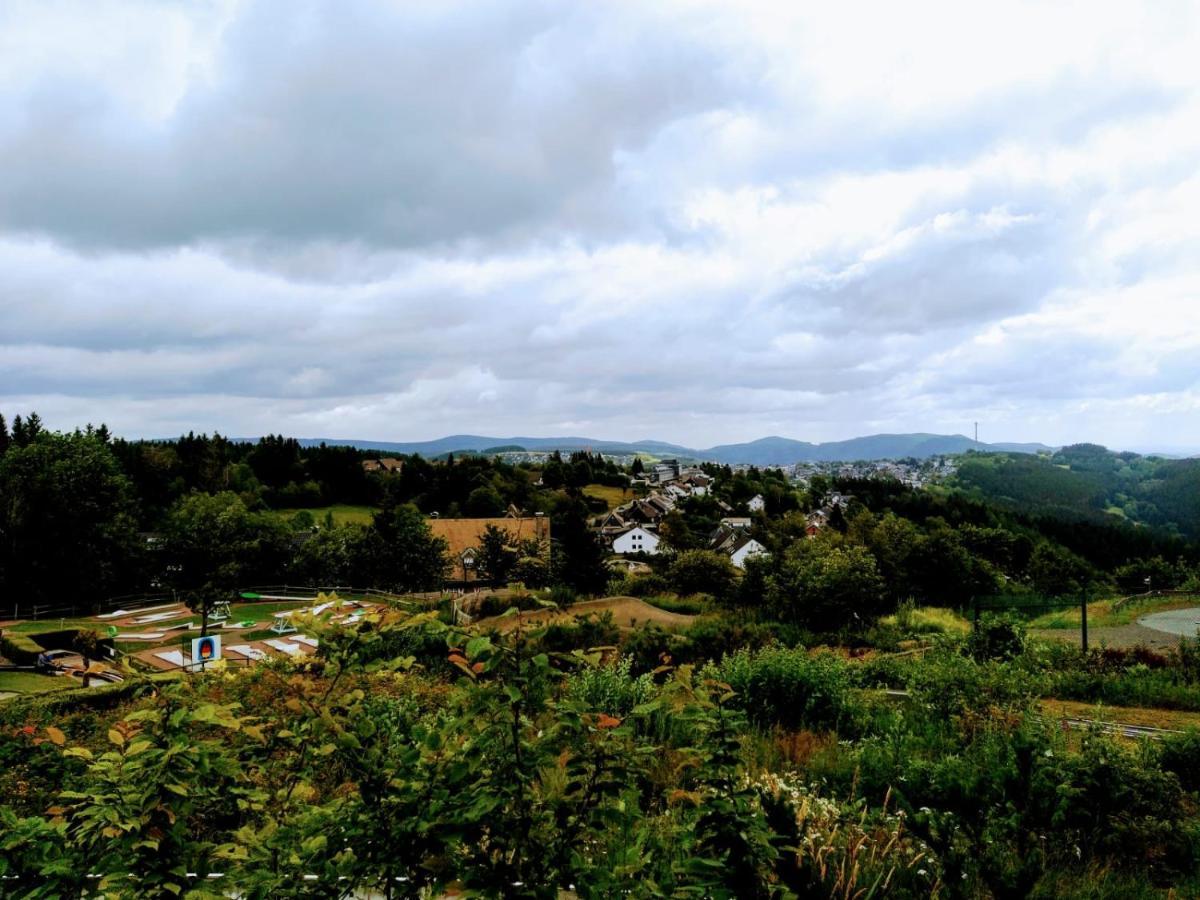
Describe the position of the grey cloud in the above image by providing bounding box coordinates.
[0,0,741,252]
[3,2,1200,449]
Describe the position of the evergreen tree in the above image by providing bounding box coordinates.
[551,499,608,594]
[0,431,142,611]
[0,413,8,457]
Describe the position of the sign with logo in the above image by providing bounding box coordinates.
[190,634,222,669]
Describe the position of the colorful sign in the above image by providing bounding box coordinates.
[190,634,222,668]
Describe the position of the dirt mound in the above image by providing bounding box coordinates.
[476,596,695,632]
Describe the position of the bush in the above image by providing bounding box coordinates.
[469,592,541,619]
[681,617,775,665]
[966,613,1027,660]
[905,650,1045,719]
[537,612,621,654]
[562,655,655,717]
[714,646,860,733]
[622,624,688,675]
[1158,729,1200,794]
[643,594,710,615]
[610,573,670,598]
[667,550,737,601]
[0,632,44,665]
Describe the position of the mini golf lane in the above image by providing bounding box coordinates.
[1138,607,1200,637]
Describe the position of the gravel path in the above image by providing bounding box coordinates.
[1032,622,1186,650]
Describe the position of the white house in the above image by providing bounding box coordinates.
[612,526,661,556]
[728,535,768,569]
[747,494,766,513]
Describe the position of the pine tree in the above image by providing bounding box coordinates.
[25,412,43,443]
[0,413,8,456]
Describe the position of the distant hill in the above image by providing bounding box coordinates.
[292,435,695,458]
[698,433,1046,464]
[950,443,1200,537]
[289,432,1052,464]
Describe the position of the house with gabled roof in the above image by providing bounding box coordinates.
[612,526,661,556]
[728,535,768,569]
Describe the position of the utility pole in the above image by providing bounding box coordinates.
[974,421,979,444]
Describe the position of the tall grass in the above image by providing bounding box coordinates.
[880,603,970,636]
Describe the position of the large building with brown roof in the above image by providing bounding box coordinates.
[429,515,551,585]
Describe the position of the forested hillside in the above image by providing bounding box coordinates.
[951,444,1200,538]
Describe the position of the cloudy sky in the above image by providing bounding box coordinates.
[2,0,1199,451]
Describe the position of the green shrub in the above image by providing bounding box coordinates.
[713,646,859,733]
[537,611,621,654]
[681,617,775,665]
[562,655,655,716]
[905,650,1045,719]
[0,632,44,664]
[1159,729,1200,794]
[642,593,709,615]
[622,623,688,675]
[966,613,1027,660]
[611,573,670,598]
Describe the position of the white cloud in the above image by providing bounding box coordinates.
[1,0,1199,450]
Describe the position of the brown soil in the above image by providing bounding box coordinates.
[475,596,696,633]
[1032,623,1185,651]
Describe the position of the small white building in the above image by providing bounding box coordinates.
[612,526,661,556]
[747,494,766,513]
[729,535,768,569]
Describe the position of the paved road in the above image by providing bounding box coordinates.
[1137,606,1200,637]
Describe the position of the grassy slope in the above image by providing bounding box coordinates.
[582,483,635,511]
[265,505,377,526]
[0,671,76,694]
[1028,594,1200,629]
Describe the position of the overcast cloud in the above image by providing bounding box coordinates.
[2,0,1199,450]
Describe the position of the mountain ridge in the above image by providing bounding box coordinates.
[271,432,1056,465]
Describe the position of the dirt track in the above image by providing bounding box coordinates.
[476,596,695,633]
[1032,623,1185,651]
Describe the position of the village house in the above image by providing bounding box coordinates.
[728,534,768,569]
[611,525,661,556]
[708,523,769,569]
[747,494,766,512]
[362,457,404,474]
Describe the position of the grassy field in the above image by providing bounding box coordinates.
[9,617,98,634]
[583,483,635,511]
[1028,594,1200,630]
[0,671,75,694]
[266,505,377,526]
